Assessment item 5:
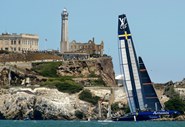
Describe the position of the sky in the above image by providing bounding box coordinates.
[0,0,185,83]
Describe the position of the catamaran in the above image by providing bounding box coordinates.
[112,14,180,121]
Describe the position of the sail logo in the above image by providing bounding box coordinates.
[119,17,127,30]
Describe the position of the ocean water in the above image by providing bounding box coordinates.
[0,120,185,127]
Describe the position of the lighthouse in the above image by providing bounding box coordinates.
[60,8,69,53]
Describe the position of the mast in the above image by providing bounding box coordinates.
[118,14,145,112]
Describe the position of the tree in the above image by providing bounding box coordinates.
[164,97,185,114]
[79,89,100,105]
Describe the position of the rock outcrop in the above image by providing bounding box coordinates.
[0,88,92,120]
[0,87,126,120]
[0,57,116,87]
[57,57,116,86]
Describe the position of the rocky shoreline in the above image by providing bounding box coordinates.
[0,87,89,120]
[0,87,126,120]
[0,87,185,121]
[0,53,185,121]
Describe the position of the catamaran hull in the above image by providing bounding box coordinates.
[112,115,159,121]
[112,110,180,121]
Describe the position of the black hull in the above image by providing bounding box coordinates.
[112,110,180,121]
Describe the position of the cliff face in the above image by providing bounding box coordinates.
[57,57,116,86]
[0,87,125,120]
[0,57,116,87]
[0,88,89,120]
[0,56,118,120]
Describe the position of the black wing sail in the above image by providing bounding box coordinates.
[138,56,162,111]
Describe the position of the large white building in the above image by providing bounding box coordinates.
[0,33,39,52]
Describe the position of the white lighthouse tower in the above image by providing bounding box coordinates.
[60,8,69,53]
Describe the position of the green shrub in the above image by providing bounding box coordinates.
[75,110,85,119]
[164,97,185,114]
[90,54,100,58]
[124,105,130,114]
[40,80,61,88]
[79,89,100,105]
[90,78,106,86]
[111,102,120,113]
[48,76,73,82]
[40,75,83,94]
[111,103,130,114]
[88,73,97,78]
[55,80,83,94]
[32,62,61,77]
